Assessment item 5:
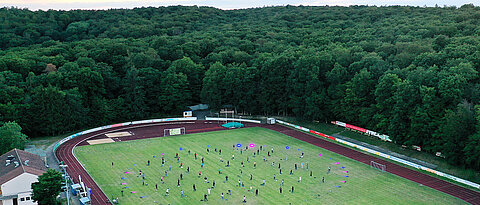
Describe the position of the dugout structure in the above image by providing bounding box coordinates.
[164,127,186,137]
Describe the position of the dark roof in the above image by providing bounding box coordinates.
[0,149,47,185]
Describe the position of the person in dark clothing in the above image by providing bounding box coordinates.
[204,194,208,201]
[255,189,258,196]
[193,184,196,191]
[291,186,294,193]
[280,187,282,193]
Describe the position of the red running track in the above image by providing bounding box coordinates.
[55,121,480,204]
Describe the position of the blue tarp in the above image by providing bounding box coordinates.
[222,122,244,128]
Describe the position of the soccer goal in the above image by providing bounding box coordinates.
[164,127,186,137]
[370,161,386,172]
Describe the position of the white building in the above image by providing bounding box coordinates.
[0,149,47,205]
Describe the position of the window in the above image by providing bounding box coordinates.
[26,197,31,200]
[20,198,25,201]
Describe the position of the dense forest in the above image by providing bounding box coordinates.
[1,5,480,171]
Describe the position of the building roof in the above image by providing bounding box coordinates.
[0,149,47,185]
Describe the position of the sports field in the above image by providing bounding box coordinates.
[75,127,465,204]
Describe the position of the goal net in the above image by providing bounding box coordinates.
[370,161,386,172]
[164,127,186,137]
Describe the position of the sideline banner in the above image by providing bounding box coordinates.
[332,121,392,142]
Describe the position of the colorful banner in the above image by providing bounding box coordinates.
[333,121,392,142]
[345,124,367,133]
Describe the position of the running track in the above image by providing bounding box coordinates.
[55,120,480,204]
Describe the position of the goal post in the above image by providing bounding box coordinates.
[370,161,386,172]
[164,127,186,137]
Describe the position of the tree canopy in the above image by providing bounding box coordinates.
[31,169,63,205]
[0,122,28,155]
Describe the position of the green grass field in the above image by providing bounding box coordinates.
[75,127,465,204]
